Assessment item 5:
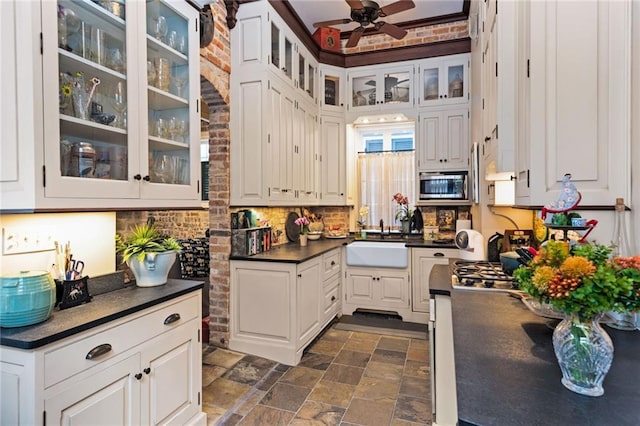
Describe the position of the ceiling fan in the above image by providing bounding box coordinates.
[313,0,416,48]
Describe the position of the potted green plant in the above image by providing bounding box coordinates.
[115,222,182,287]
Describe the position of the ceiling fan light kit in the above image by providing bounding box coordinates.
[313,0,415,48]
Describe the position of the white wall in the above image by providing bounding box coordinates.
[0,212,116,277]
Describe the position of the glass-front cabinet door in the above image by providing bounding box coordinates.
[417,54,469,107]
[143,0,198,200]
[41,0,199,203]
[348,65,413,112]
[320,64,345,113]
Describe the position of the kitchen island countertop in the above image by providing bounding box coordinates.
[0,279,203,350]
[430,264,640,426]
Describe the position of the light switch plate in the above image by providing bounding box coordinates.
[2,227,55,255]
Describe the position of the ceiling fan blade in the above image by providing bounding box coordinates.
[376,21,407,40]
[346,0,365,10]
[379,0,415,17]
[346,27,364,48]
[313,18,352,28]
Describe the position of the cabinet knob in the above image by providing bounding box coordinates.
[331,296,336,301]
[144,367,151,375]
[143,175,151,182]
[133,174,142,181]
[282,67,287,72]
[86,343,112,360]
[298,273,302,278]
[443,159,447,162]
[340,103,343,107]
[135,373,143,380]
[164,313,181,325]
[484,136,491,142]
[439,159,443,162]
[330,261,336,266]
[439,95,443,99]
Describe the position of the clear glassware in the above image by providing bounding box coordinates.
[171,66,187,98]
[147,60,156,86]
[177,34,187,55]
[607,197,636,330]
[150,15,167,42]
[113,81,127,129]
[553,315,613,397]
[167,30,178,50]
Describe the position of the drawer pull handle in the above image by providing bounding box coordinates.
[164,313,181,325]
[144,367,151,375]
[135,373,143,380]
[434,252,445,257]
[86,343,112,360]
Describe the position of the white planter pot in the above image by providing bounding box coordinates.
[127,251,177,287]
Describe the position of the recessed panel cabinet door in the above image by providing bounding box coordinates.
[45,354,140,426]
[141,321,200,425]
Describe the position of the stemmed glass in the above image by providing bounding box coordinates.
[150,15,168,42]
[113,81,127,129]
[171,65,187,98]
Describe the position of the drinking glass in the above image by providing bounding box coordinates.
[108,48,125,73]
[168,116,178,141]
[150,15,168,42]
[177,119,188,143]
[113,82,127,129]
[177,34,187,55]
[171,65,187,98]
[155,57,170,91]
[154,154,174,184]
[154,118,167,138]
[167,30,178,50]
[147,60,156,86]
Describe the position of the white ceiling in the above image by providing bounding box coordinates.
[288,0,465,35]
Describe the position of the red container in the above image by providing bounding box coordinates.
[313,27,341,52]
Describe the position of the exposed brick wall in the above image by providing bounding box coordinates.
[341,20,469,54]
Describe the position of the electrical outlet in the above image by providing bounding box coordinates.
[2,227,55,255]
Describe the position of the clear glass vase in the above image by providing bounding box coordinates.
[552,315,613,397]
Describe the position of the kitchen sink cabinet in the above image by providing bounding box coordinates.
[344,266,413,321]
[1,0,202,211]
[346,64,415,116]
[230,249,341,365]
[515,0,632,206]
[416,53,469,108]
[416,107,469,172]
[411,248,458,315]
[0,291,205,426]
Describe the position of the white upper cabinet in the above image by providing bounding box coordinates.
[416,54,469,108]
[1,0,201,211]
[319,64,346,115]
[516,0,632,206]
[347,64,415,114]
[417,107,469,172]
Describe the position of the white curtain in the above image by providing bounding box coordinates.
[357,151,415,229]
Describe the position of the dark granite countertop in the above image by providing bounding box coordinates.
[430,264,640,426]
[0,279,203,350]
[230,236,457,264]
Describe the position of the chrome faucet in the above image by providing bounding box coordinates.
[379,219,384,239]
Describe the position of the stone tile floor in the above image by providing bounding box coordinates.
[202,325,431,425]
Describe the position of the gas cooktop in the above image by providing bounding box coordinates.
[451,260,519,292]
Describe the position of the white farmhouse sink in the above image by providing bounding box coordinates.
[346,241,408,268]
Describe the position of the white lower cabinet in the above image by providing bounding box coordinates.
[411,248,458,315]
[0,292,205,426]
[230,248,341,365]
[344,267,413,321]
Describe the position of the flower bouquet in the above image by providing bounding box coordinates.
[513,240,640,396]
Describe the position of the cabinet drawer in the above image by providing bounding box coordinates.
[324,283,340,316]
[322,249,341,281]
[44,294,199,388]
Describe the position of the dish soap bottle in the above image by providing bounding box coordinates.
[607,198,636,330]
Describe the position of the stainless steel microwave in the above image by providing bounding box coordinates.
[419,172,468,201]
